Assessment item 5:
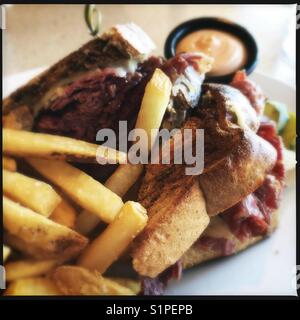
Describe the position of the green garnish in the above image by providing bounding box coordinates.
[264,100,289,133]
[264,100,296,150]
[282,112,296,150]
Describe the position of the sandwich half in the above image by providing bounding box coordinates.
[136,72,285,295]
[3,23,211,146]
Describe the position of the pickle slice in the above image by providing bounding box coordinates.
[264,100,289,133]
[282,112,296,150]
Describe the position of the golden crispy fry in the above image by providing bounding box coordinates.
[134,68,172,151]
[3,245,11,262]
[52,266,134,295]
[103,70,170,200]
[108,277,141,294]
[104,163,144,197]
[3,196,88,260]
[5,260,58,282]
[3,169,62,217]
[75,210,101,236]
[74,163,143,235]
[76,163,143,235]
[80,163,143,238]
[3,156,17,171]
[4,277,62,296]
[50,197,77,229]
[27,158,124,224]
[3,128,127,164]
[78,201,147,273]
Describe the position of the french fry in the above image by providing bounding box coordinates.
[108,277,141,294]
[4,277,62,296]
[3,169,62,217]
[78,201,148,273]
[5,260,58,282]
[104,163,144,197]
[99,277,135,295]
[3,196,88,260]
[134,68,172,151]
[3,245,11,262]
[27,158,124,224]
[52,266,134,295]
[75,164,143,235]
[75,210,102,236]
[3,128,127,164]
[102,69,170,199]
[3,156,17,171]
[50,198,77,229]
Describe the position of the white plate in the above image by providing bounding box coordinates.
[3,70,297,296]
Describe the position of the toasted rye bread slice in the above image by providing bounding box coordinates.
[139,115,276,217]
[3,23,155,131]
[101,23,156,58]
[199,129,277,216]
[132,176,210,278]
[181,210,279,269]
[193,84,277,216]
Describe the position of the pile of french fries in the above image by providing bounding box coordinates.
[2,68,172,295]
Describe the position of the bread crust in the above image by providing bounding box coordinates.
[191,84,277,215]
[132,177,209,278]
[101,23,156,58]
[199,129,277,215]
[181,210,279,269]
